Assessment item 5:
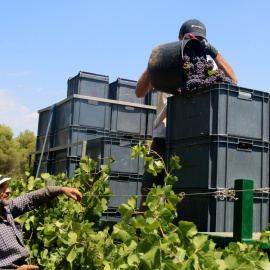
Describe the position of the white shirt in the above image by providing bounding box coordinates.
[153,91,172,138]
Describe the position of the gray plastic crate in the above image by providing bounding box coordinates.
[37,108,55,136]
[51,157,80,177]
[173,189,269,232]
[34,153,51,176]
[166,135,269,189]
[145,88,157,106]
[109,78,144,104]
[86,137,144,174]
[53,125,109,156]
[35,133,53,151]
[67,71,109,98]
[166,84,270,141]
[110,102,147,137]
[101,208,123,223]
[107,173,142,208]
[54,96,111,132]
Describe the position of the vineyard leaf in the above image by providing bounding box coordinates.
[170,155,181,170]
[100,164,111,174]
[127,252,140,266]
[164,175,178,185]
[128,195,137,209]
[224,254,255,269]
[256,259,270,269]
[41,173,51,180]
[178,220,198,238]
[112,223,135,243]
[192,234,209,250]
[27,177,35,191]
[141,245,161,270]
[68,231,77,245]
[66,244,77,263]
[154,160,164,171]
[118,204,134,224]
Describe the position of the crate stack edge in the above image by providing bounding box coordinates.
[35,72,158,218]
[165,83,270,232]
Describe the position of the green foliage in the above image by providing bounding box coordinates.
[0,124,36,177]
[8,142,270,269]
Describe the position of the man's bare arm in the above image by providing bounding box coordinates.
[213,53,238,84]
[135,68,153,98]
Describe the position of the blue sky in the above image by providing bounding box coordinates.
[1,1,270,137]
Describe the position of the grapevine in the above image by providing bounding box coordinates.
[7,144,270,269]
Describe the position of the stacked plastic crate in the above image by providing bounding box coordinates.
[102,77,156,219]
[35,71,157,216]
[165,83,270,232]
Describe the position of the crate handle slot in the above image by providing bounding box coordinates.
[237,142,252,151]
[238,91,252,100]
[86,129,97,135]
[117,175,130,182]
[125,106,135,111]
[123,134,133,139]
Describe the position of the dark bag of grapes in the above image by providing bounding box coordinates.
[148,39,206,94]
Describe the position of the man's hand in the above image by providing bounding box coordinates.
[17,265,39,270]
[61,187,82,202]
[201,41,218,59]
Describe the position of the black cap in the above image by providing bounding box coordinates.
[179,19,206,39]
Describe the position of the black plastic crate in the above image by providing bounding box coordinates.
[166,135,269,189]
[109,78,144,104]
[166,84,270,142]
[107,173,142,208]
[86,137,144,175]
[67,71,109,98]
[110,102,148,137]
[145,88,157,106]
[173,189,269,233]
[54,96,111,132]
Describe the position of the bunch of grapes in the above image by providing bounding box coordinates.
[181,54,236,91]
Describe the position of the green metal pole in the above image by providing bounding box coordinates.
[233,179,254,243]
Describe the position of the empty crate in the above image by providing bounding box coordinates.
[86,137,144,174]
[54,96,111,132]
[166,84,270,142]
[51,156,80,177]
[173,189,269,232]
[36,133,53,151]
[67,71,109,98]
[107,173,142,208]
[109,78,144,104]
[53,125,109,156]
[166,135,269,189]
[110,101,150,138]
[37,105,55,136]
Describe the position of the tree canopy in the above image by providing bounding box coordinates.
[0,124,36,177]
